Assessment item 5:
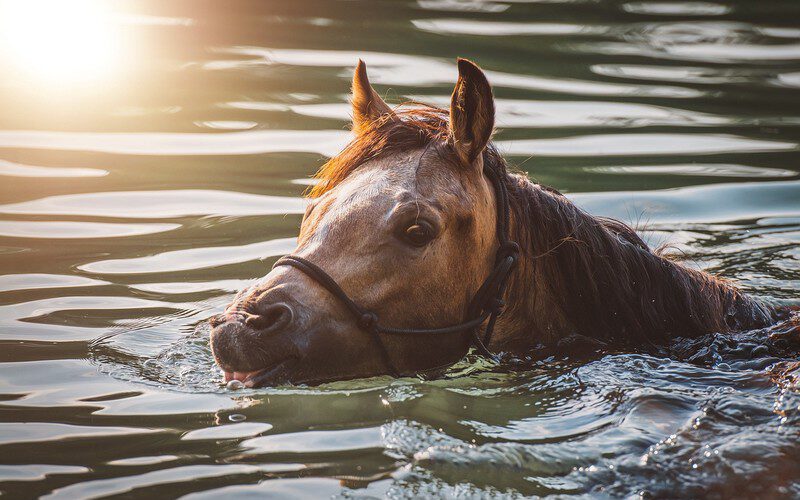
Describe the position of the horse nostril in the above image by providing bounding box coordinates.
[245,302,294,334]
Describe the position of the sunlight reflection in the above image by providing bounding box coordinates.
[0,0,121,85]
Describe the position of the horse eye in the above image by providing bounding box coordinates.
[404,222,434,247]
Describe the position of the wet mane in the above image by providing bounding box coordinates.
[503,174,777,345]
[311,104,778,346]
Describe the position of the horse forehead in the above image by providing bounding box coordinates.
[301,150,468,253]
[335,166,413,206]
[329,151,454,211]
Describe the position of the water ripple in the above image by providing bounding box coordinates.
[287,97,733,127]
[0,130,349,156]
[581,21,800,63]
[621,1,731,16]
[0,159,107,178]
[0,190,306,218]
[571,180,800,224]
[499,133,797,157]
[0,221,180,239]
[412,18,606,36]
[79,237,296,275]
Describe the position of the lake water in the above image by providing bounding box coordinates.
[1,0,799,497]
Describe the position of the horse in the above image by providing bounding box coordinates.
[209,58,790,387]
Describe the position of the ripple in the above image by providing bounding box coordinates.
[0,190,306,218]
[223,101,290,112]
[571,179,800,225]
[110,106,182,118]
[182,478,344,500]
[416,0,510,13]
[775,72,800,88]
[193,120,258,130]
[0,159,107,178]
[0,221,180,238]
[499,133,796,157]
[486,69,702,97]
[0,359,235,411]
[240,427,383,454]
[0,422,158,446]
[128,279,252,295]
[0,274,107,293]
[107,456,181,466]
[666,42,800,63]
[289,97,729,127]
[621,2,731,16]
[586,164,798,178]
[468,97,727,127]
[0,129,350,156]
[412,19,604,36]
[43,464,303,500]
[582,22,800,63]
[591,64,759,85]
[0,296,187,333]
[116,14,195,27]
[0,465,88,482]
[465,402,617,441]
[79,237,296,275]
[181,422,273,441]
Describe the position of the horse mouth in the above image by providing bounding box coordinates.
[223,369,264,385]
[223,358,296,388]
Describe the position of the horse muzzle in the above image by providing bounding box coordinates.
[209,300,301,386]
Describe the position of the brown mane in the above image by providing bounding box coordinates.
[309,105,452,197]
[310,104,778,347]
[504,174,777,345]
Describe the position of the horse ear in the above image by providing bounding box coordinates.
[449,58,495,166]
[351,60,397,134]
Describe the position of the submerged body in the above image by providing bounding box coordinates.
[209,59,785,387]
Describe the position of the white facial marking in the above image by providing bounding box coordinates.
[299,151,423,256]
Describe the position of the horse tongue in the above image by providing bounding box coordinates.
[233,371,258,382]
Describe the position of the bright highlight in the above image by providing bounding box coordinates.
[0,0,121,86]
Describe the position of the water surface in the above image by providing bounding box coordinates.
[1,0,799,497]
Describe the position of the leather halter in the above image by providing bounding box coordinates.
[273,163,520,376]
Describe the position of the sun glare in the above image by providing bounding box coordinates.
[0,0,121,86]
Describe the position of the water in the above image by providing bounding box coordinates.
[1,0,799,497]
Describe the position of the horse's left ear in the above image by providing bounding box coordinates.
[449,58,495,167]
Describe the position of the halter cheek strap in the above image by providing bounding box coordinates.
[273,164,519,376]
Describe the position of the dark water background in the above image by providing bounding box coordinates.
[1,0,799,497]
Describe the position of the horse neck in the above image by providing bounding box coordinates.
[492,173,776,349]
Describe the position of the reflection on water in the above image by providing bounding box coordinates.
[0,0,799,497]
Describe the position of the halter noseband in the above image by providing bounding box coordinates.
[273,164,519,376]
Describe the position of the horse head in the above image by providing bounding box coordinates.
[209,59,506,386]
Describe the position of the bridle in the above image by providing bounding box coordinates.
[272,162,520,376]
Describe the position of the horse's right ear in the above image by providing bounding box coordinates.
[351,60,398,134]
[449,58,495,167]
